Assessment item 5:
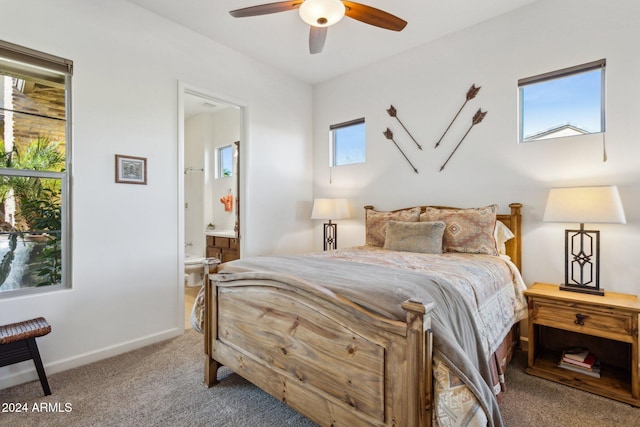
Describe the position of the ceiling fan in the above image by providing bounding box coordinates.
[229,0,407,54]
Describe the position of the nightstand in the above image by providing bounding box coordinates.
[525,282,640,406]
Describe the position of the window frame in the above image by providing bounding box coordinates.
[330,117,366,167]
[217,144,234,178]
[0,40,72,298]
[518,59,606,143]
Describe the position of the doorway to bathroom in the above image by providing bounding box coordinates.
[179,85,244,329]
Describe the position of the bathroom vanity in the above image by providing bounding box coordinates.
[205,231,239,263]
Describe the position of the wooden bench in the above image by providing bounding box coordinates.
[0,317,52,395]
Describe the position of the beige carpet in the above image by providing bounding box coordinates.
[500,351,640,427]
[1,330,639,426]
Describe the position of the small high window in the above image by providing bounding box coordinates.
[217,145,233,178]
[518,59,605,142]
[330,118,365,166]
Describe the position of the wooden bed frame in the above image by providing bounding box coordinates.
[203,203,522,426]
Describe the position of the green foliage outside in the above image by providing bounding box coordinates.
[0,136,65,286]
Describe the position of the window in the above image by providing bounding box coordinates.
[217,145,233,178]
[330,118,365,166]
[0,40,72,296]
[518,59,605,142]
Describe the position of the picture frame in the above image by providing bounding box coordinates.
[115,154,147,185]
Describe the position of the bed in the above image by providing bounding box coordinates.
[193,203,526,427]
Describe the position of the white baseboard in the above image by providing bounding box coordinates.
[0,328,182,391]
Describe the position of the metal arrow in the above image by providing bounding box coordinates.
[435,84,481,148]
[384,128,418,174]
[386,105,422,150]
[439,109,487,172]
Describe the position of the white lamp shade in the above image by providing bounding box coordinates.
[298,0,346,27]
[311,198,350,220]
[543,185,626,224]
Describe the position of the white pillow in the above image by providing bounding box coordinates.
[494,221,515,255]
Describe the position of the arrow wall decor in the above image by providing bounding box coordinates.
[439,109,487,172]
[386,105,422,150]
[435,84,481,148]
[383,128,418,173]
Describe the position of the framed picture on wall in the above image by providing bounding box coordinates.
[115,154,147,185]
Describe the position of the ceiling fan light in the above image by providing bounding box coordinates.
[298,0,345,27]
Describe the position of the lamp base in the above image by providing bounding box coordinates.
[562,225,603,296]
[323,221,337,251]
[559,283,605,296]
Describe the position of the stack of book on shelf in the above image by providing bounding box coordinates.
[559,347,601,378]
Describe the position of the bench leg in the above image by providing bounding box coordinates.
[26,338,51,396]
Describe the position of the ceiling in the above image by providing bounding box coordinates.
[184,93,233,119]
[128,0,537,84]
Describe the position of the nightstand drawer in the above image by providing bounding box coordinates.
[531,298,635,342]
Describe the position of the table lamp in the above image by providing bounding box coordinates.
[311,198,350,250]
[543,185,625,295]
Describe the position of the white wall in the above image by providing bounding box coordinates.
[312,0,640,296]
[0,0,313,389]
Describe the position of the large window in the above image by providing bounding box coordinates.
[518,59,605,142]
[330,118,365,166]
[0,40,72,296]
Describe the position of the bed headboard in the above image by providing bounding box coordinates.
[497,203,522,270]
[363,203,523,271]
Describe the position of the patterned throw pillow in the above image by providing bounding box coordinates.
[420,205,499,255]
[383,220,445,254]
[366,207,420,247]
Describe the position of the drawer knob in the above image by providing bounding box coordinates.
[574,313,589,326]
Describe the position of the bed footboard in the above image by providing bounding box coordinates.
[204,274,435,426]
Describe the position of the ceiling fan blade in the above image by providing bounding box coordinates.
[342,1,407,31]
[309,26,327,54]
[229,1,301,18]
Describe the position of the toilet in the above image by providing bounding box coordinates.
[185,255,205,287]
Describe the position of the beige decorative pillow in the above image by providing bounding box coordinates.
[383,220,445,254]
[366,207,420,247]
[420,205,499,255]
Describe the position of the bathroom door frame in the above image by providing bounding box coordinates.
[177,81,248,331]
